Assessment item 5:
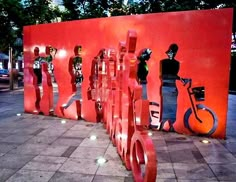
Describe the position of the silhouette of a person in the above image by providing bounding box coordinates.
[62,45,83,109]
[137,48,152,99]
[160,43,180,131]
[33,47,43,84]
[45,46,57,82]
[73,46,83,85]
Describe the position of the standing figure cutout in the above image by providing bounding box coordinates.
[62,45,83,109]
[33,47,43,84]
[160,43,180,132]
[137,48,152,99]
[45,45,57,82]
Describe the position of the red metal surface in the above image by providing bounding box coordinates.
[53,46,81,120]
[24,8,233,181]
[24,67,40,114]
[130,130,157,182]
[39,63,53,115]
[104,31,157,179]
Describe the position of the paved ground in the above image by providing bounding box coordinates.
[0,88,236,182]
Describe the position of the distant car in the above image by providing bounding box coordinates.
[0,69,9,78]
[0,68,23,80]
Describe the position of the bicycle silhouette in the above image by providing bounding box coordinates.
[182,78,218,136]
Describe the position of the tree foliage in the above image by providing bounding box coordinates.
[0,0,235,53]
[0,0,60,52]
[22,0,59,25]
[0,0,24,51]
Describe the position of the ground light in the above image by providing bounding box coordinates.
[16,113,21,116]
[89,135,97,140]
[148,131,153,136]
[96,157,107,165]
[201,139,210,144]
[61,119,66,124]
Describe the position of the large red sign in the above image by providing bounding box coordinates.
[24,8,233,181]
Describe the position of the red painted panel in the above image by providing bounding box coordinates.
[39,63,53,115]
[24,8,233,139]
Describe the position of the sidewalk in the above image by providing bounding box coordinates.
[0,89,236,181]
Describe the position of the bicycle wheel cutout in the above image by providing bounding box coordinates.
[184,104,218,136]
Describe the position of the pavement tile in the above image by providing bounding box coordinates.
[92,175,132,182]
[209,163,236,181]
[48,121,76,130]
[22,155,67,172]
[62,129,91,138]
[104,144,122,162]
[149,132,166,141]
[49,172,93,182]
[70,146,106,159]
[61,146,77,157]
[173,163,217,180]
[169,148,205,163]
[89,129,110,140]
[0,142,18,153]
[30,128,45,135]
[177,180,217,182]
[221,141,236,153]
[79,137,110,148]
[0,128,18,135]
[156,163,176,179]
[166,140,197,151]
[0,153,35,169]
[12,127,43,135]
[5,169,55,182]
[193,139,229,153]
[156,151,172,163]
[37,128,68,137]
[59,158,99,174]
[40,145,71,157]
[26,135,58,145]
[9,143,49,155]
[96,160,132,177]
[200,150,236,164]
[1,134,33,144]
[0,168,17,182]
[163,133,193,142]
[156,179,177,182]
[152,139,168,152]
[70,123,96,131]
[30,122,57,129]
[51,137,83,146]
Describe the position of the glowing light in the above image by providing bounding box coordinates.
[117,134,122,139]
[96,157,107,165]
[58,49,67,58]
[117,133,127,140]
[201,139,210,144]
[16,113,21,116]
[122,134,127,140]
[148,132,153,136]
[136,117,141,124]
[90,135,97,140]
[61,119,66,124]
[62,104,67,107]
